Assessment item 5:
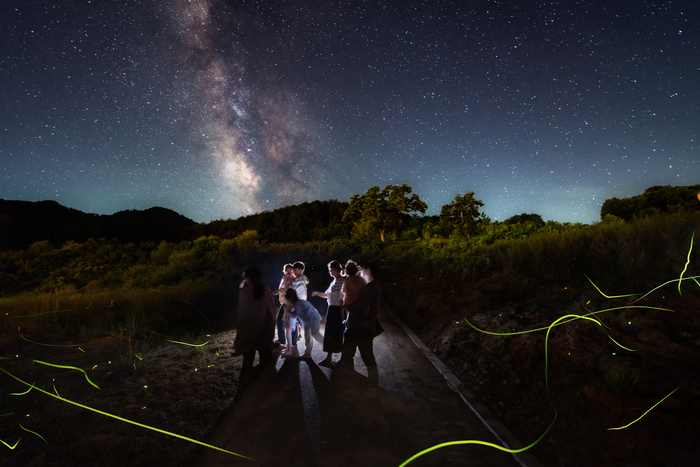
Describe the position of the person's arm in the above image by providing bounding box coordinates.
[312,291,328,299]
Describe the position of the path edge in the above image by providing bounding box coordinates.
[382,302,546,467]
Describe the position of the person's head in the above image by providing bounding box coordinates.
[292,261,305,277]
[358,261,380,282]
[278,287,290,306]
[327,260,343,278]
[283,263,294,275]
[243,266,264,299]
[284,288,299,304]
[345,260,359,277]
[243,265,262,284]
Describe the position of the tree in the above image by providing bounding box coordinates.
[342,184,428,242]
[503,213,545,229]
[439,192,486,237]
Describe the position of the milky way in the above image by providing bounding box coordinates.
[1,1,698,223]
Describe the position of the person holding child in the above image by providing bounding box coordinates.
[276,263,297,349]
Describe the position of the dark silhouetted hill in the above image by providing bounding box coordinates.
[0,200,196,251]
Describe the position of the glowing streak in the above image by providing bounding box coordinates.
[0,368,255,461]
[608,386,681,431]
[8,309,72,319]
[633,276,700,302]
[148,290,209,322]
[19,423,49,445]
[544,315,600,394]
[678,231,694,296]
[1,413,14,417]
[584,274,640,299]
[607,335,636,352]
[1,437,20,450]
[18,327,80,347]
[33,360,100,391]
[402,314,598,465]
[166,339,210,347]
[398,416,557,467]
[8,385,35,396]
[463,305,672,337]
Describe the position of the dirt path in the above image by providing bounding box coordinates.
[196,305,543,467]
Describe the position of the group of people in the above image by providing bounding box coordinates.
[233,259,381,388]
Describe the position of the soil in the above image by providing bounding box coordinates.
[384,276,700,467]
[2,282,700,467]
[0,326,242,467]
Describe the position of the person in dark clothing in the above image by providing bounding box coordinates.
[234,266,276,388]
[337,262,381,383]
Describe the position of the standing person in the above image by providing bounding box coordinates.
[311,260,346,366]
[337,261,381,384]
[233,266,277,388]
[291,261,308,300]
[276,263,297,348]
[284,289,324,359]
[342,260,367,313]
[290,261,308,341]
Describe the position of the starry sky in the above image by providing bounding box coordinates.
[1,1,698,224]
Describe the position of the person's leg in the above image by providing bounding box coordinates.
[357,334,378,383]
[276,306,286,344]
[291,325,298,345]
[239,351,255,387]
[282,327,294,355]
[255,347,272,373]
[302,321,313,357]
[337,330,358,368]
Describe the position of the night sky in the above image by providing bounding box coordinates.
[2,1,697,224]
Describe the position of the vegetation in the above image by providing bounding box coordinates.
[342,184,428,242]
[2,184,700,466]
[439,191,488,238]
[601,184,700,222]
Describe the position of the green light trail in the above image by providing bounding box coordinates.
[32,360,100,390]
[0,368,256,461]
[608,386,681,431]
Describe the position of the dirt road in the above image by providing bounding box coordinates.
[196,304,544,467]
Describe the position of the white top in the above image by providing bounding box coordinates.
[325,277,346,307]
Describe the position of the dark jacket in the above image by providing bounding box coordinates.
[346,280,381,334]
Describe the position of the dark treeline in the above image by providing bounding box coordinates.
[601,185,700,222]
[3,185,699,253]
[0,200,195,251]
[0,199,350,251]
[187,199,349,243]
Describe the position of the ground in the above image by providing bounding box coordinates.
[387,279,700,467]
[2,283,699,467]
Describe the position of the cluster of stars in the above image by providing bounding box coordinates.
[1,0,697,223]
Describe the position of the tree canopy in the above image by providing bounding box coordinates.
[342,184,428,242]
[439,192,486,237]
[600,185,700,222]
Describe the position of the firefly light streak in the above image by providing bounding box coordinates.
[166,339,210,347]
[403,230,698,465]
[677,231,695,296]
[19,423,49,445]
[18,327,81,347]
[0,368,255,461]
[608,386,681,431]
[400,314,599,466]
[32,360,101,391]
